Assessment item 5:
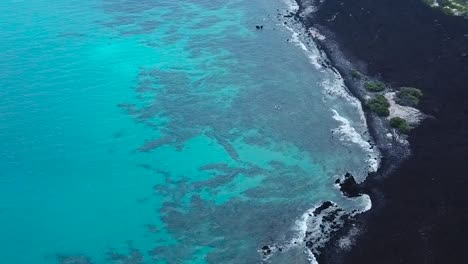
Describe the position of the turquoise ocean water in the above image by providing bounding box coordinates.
[0,0,378,263]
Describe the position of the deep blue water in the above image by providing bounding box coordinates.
[0,0,378,263]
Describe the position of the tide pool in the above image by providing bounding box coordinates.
[0,0,377,263]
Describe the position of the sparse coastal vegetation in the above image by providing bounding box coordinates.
[385,92,424,129]
[389,117,411,133]
[364,81,386,92]
[396,87,424,107]
[351,69,362,79]
[422,0,468,16]
[367,95,390,116]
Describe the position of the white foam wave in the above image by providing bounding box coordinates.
[306,249,320,264]
[307,25,379,173]
[290,205,319,245]
[281,0,299,12]
[331,109,379,172]
[352,194,372,214]
[309,27,326,40]
[264,195,372,263]
[280,14,379,174]
[289,202,345,260]
[322,75,381,173]
[321,77,361,109]
[283,25,324,69]
[259,203,326,263]
[279,2,364,119]
[286,26,379,172]
[271,6,378,263]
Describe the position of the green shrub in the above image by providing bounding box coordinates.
[364,81,386,92]
[351,70,362,79]
[389,117,411,133]
[367,95,390,116]
[396,87,423,107]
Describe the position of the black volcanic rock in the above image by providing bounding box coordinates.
[338,172,363,198]
[313,201,334,216]
[295,0,468,263]
[261,245,271,255]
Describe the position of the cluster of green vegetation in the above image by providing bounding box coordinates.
[364,81,386,92]
[367,95,390,116]
[396,87,424,107]
[390,117,412,133]
[422,0,468,16]
[351,70,362,79]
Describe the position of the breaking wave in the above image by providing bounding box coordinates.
[331,109,379,173]
[261,2,380,263]
[260,195,372,263]
[280,5,380,173]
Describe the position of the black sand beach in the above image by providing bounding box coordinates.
[295,0,468,263]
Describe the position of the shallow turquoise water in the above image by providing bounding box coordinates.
[0,0,376,263]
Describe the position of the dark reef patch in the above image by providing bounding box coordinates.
[138,136,175,152]
[56,255,93,264]
[106,242,144,264]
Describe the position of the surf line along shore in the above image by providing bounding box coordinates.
[259,0,423,263]
[292,0,468,263]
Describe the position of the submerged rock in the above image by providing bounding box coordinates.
[56,255,93,264]
[106,242,144,264]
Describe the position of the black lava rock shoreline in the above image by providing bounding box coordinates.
[293,0,468,263]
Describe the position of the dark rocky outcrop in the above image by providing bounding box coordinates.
[261,245,272,255]
[336,173,363,198]
[313,201,334,216]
